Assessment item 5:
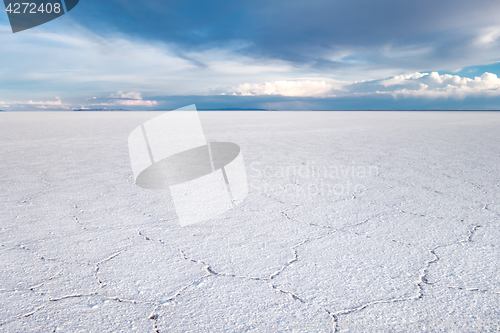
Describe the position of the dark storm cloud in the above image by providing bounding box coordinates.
[72,0,500,68]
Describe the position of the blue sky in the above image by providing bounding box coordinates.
[2,0,500,110]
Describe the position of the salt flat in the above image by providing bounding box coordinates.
[1,111,499,332]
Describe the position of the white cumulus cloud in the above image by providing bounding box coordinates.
[114,100,158,106]
[0,97,70,109]
[384,72,500,98]
[230,80,335,97]
[106,91,158,106]
[109,91,144,100]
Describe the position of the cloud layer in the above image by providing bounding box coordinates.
[2,1,500,110]
[4,71,500,110]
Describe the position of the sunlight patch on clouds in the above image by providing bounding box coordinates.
[230,80,335,97]
[380,73,429,86]
[475,26,500,45]
[185,44,295,75]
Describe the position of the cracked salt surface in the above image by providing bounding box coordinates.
[1,111,500,332]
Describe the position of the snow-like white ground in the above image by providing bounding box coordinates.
[1,111,500,332]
